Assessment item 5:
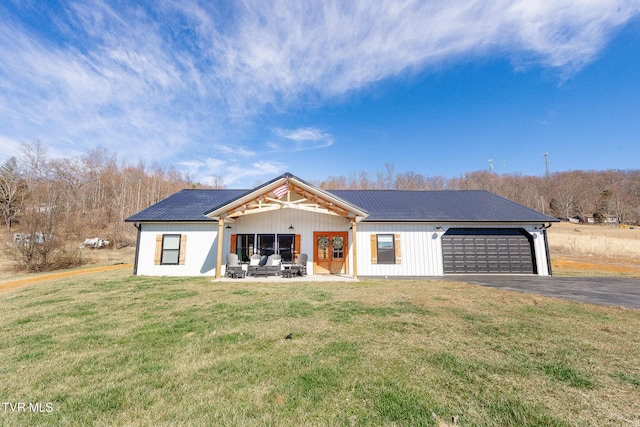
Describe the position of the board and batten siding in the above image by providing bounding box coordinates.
[136,222,218,276]
[135,216,552,277]
[355,223,552,277]
[136,209,353,276]
[355,223,444,277]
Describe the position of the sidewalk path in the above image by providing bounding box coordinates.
[0,263,133,294]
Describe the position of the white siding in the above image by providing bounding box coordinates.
[135,217,552,277]
[355,223,444,276]
[355,222,552,277]
[136,222,218,276]
[135,210,352,276]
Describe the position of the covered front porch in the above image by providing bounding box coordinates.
[205,174,368,279]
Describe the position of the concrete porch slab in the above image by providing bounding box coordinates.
[212,274,358,283]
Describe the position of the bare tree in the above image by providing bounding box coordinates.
[209,175,225,189]
[0,157,28,229]
[20,140,50,186]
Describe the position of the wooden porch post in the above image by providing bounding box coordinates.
[215,217,224,279]
[352,220,357,279]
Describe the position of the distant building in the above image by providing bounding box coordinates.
[579,215,618,224]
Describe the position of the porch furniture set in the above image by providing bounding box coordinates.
[225,253,308,279]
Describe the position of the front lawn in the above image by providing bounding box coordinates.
[1,272,638,426]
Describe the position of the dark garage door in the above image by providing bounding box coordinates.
[442,228,536,274]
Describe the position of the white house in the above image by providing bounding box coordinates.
[125,173,558,278]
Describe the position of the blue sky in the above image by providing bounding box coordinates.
[1,1,639,188]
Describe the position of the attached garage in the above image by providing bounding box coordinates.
[442,228,536,274]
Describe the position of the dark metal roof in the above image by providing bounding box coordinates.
[125,189,248,222]
[329,190,558,222]
[125,173,558,224]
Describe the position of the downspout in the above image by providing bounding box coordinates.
[351,220,357,279]
[133,222,141,276]
[542,223,553,276]
[215,217,225,279]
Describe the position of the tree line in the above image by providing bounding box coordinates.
[319,163,640,225]
[2,145,638,271]
[0,142,202,271]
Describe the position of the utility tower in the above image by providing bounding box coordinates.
[543,152,550,177]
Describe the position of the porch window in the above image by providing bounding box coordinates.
[277,234,295,262]
[234,233,297,261]
[376,234,395,264]
[257,234,275,256]
[161,234,181,265]
[235,234,255,262]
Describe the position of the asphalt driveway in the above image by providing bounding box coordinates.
[445,275,640,310]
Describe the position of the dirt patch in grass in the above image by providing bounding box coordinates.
[552,254,640,277]
[0,263,134,294]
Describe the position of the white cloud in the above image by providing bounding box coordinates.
[211,0,640,111]
[0,0,638,185]
[214,144,255,157]
[0,135,23,161]
[278,127,328,142]
[272,127,334,151]
[176,157,225,182]
[0,2,202,164]
[176,156,283,187]
[223,161,284,186]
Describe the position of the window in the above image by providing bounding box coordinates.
[376,234,395,264]
[154,234,186,265]
[161,234,181,264]
[332,236,344,260]
[235,234,255,262]
[257,234,275,256]
[277,234,295,262]
[232,233,298,262]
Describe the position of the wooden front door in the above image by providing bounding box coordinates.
[314,232,348,275]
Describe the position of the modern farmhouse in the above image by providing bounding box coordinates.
[125,172,558,278]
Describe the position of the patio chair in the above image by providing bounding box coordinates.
[266,254,282,276]
[247,253,265,277]
[225,253,245,278]
[293,253,308,276]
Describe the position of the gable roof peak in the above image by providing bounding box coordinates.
[204,172,368,221]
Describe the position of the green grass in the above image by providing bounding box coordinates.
[1,273,639,426]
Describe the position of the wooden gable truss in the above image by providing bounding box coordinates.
[223,181,353,221]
